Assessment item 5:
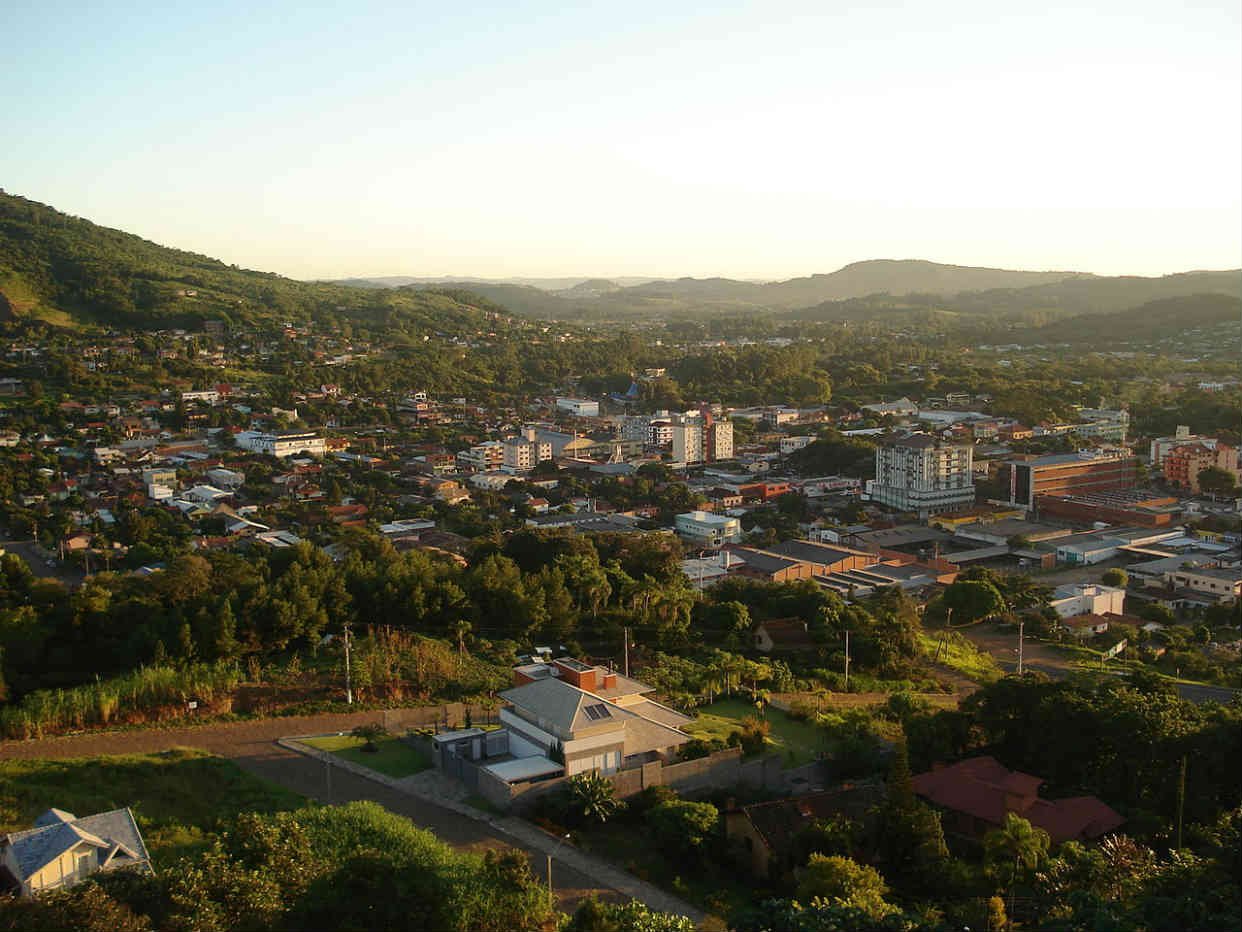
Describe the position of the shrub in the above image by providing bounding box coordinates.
[647,799,720,856]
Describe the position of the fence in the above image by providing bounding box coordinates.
[476,747,829,813]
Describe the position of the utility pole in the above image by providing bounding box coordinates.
[343,623,353,705]
[1017,617,1025,676]
[623,627,630,678]
[844,630,850,691]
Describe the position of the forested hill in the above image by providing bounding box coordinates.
[1016,292,1242,343]
[0,191,501,334]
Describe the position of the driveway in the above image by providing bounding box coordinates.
[0,711,702,920]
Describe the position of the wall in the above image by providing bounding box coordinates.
[492,747,819,813]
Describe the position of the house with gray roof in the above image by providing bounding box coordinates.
[487,658,692,784]
[1,807,152,897]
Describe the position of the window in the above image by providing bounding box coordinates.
[583,703,612,721]
[76,851,94,878]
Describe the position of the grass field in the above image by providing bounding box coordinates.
[917,630,1003,683]
[0,748,305,863]
[302,733,431,778]
[685,697,829,766]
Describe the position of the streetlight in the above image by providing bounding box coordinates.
[547,833,571,910]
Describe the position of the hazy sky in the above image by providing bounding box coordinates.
[4,1,1239,280]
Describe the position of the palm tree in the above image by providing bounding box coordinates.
[984,813,1050,911]
[566,772,621,825]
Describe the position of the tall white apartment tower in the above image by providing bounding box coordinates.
[871,433,974,518]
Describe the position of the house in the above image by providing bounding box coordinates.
[0,808,152,897]
[912,756,1124,844]
[725,784,884,878]
[1060,613,1112,640]
[482,658,692,785]
[753,618,816,653]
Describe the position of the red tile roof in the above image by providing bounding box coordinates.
[912,756,1124,843]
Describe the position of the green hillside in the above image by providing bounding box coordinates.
[1018,293,1242,343]
[0,191,498,334]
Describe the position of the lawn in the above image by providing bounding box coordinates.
[302,733,431,778]
[0,748,305,864]
[685,697,829,766]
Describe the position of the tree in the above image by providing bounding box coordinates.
[796,854,898,920]
[1198,466,1239,497]
[564,896,695,932]
[1102,568,1129,588]
[941,578,1007,625]
[647,799,720,855]
[984,812,1051,891]
[565,772,621,825]
[351,722,388,752]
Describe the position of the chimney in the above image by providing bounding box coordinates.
[602,672,617,690]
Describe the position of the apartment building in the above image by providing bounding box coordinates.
[456,441,506,472]
[1163,442,1238,493]
[671,411,734,464]
[869,433,975,518]
[502,429,553,473]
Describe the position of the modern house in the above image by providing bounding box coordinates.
[0,808,152,897]
[1050,583,1126,618]
[452,658,691,788]
[912,757,1124,844]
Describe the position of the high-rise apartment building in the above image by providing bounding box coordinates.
[671,411,733,465]
[870,433,975,517]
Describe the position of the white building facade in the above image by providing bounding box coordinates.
[870,434,975,518]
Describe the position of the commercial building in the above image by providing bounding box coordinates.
[235,430,326,458]
[870,433,975,518]
[674,511,742,547]
[1050,583,1126,618]
[1002,449,1136,508]
[555,398,600,418]
[1035,489,1182,528]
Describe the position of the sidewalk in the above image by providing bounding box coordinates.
[282,735,708,923]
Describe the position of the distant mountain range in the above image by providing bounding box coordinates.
[1,189,1238,332]
[348,260,1239,322]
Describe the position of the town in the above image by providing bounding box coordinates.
[1,291,1239,930]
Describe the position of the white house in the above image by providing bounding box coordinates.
[235,430,326,458]
[1,808,151,897]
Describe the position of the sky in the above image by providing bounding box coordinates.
[3,1,1240,281]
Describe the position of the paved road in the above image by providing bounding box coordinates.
[0,710,697,917]
[0,538,86,587]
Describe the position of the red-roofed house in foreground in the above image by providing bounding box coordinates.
[912,756,1124,844]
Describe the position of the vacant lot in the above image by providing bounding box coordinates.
[685,697,828,765]
[0,747,304,863]
[302,733,431,778]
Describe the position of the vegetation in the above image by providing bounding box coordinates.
[0,801,555,931]
[0,749,303,863]
[301,733,430,778]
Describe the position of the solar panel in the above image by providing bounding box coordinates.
[583,703,612,720]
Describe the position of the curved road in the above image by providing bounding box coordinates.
[0,710,700,919]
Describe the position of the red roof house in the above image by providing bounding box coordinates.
[912,756,1124,844]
